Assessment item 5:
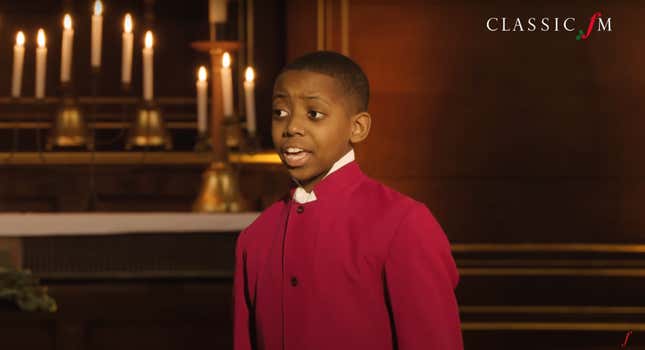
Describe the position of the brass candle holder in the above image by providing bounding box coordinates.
[194,132,213,152]
[223,115,244,150]
[237,121,262,154]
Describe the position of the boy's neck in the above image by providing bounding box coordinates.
[294,148,355,193]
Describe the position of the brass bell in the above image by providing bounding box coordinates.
[47,99,92,149]
[126,107,172,150]
[193,161,249,212]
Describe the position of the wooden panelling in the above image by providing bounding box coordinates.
[337,0,644,246]
[0,164,290,212]
[0,281,233,350]
[285,0,318,61]
[374,176,622,243]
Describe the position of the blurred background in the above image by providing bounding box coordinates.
[1,0,644,349]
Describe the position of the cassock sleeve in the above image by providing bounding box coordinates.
[233,230,253,350]
[384,203,463,350]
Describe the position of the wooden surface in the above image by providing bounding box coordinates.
[0,151,281,165]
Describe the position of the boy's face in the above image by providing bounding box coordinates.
[272,70,355,189]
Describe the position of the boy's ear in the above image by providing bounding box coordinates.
[349,111,371,144]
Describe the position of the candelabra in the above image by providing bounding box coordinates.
[191,38,250,212]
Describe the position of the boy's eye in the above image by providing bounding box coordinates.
[273,109,288,118]
[307,110,324,119]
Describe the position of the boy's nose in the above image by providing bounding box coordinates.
[284,117,305,136]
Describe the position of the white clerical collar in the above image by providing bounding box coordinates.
[292,148,355,204]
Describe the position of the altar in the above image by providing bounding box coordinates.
[0,213,256,349]
[0,212,258,237]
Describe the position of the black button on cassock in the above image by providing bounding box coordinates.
[296,205,304,213]
[291,276,299,286]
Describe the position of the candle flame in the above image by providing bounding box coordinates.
[222,52,231,68]
[63,14,72,30]
[124,14,133,33]
[245,67,255,82]
[37,29,46,47]
[16,31,25,46]
[145,31,153,48]
[94,0,103,16]
[198,66,207,81]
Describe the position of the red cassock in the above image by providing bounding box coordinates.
[234,161,463,350]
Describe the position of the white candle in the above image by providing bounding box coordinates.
[91,0,103,68]
[11,31,25,98]
[60,14,74,83]
[35,29,48,99]
[209,0,227,23]
[196,66,208,134]
[221,52,234,116]
[244,67,256,135]
[142,31,154,102]
[121,14,133,85]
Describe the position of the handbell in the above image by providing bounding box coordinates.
[193,161,249,212]
[126,106,172,150]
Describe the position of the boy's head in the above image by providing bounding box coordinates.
[272,51,372,190]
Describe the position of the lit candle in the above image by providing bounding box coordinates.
[11,31,25,98]
[91,0,103,68]
[196,66,208,134]
[60,14,74,83]
[244,67,256,135]
[221,52,233,116]
[209,0,227,23]
[142,31,154,102]
[121,14,133,85]
[35,29,48,99]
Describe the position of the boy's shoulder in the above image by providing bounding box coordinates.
[240,196,284,228]
[357,175,428,214]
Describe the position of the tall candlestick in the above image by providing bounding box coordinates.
[244,67,256,135]
[196,66,208,134]
[91,0,103,69]
[142,31,154,102]
[221,52,233,117]
[11,31,25,98]
[60,14,74,83]
[35,29,48,99]
[209,0,227,23]
[121,14,133,85]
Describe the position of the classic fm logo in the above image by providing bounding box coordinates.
[485,11,612,40]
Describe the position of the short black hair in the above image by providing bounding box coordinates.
[280,51,370,112]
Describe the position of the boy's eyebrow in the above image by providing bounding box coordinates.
[300,95,330,104]
[272,92,331,106]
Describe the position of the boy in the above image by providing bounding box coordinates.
[233,51,463,350]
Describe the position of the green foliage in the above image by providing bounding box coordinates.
[0,267,57,312]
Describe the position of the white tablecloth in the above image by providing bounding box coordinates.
[0,212,260,236]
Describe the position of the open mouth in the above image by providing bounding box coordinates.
[282,147,312,167]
